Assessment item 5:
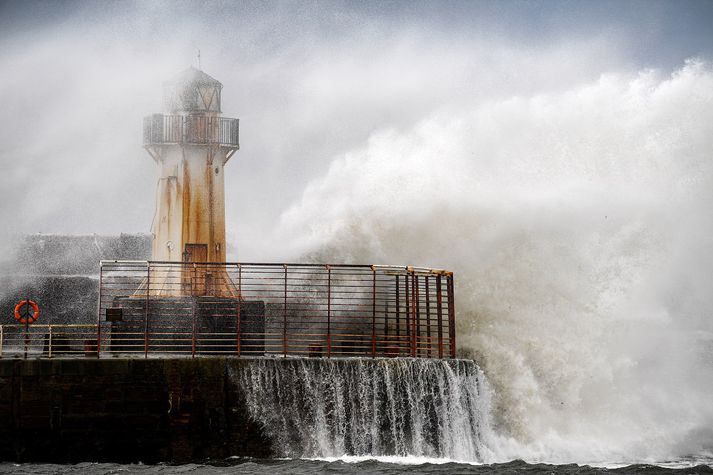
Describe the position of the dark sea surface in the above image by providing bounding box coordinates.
[1,459,712,475]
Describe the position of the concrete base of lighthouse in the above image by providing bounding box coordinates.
[109,297,265,355]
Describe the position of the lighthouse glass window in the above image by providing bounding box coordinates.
[166,84,221,113]
[196,84,220,111]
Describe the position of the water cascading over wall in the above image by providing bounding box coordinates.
[0,357,489,463]
[230,358,491,460]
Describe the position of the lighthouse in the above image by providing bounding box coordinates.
[107,69,250,351]
[143,67,239,264]
[141,67,240,297]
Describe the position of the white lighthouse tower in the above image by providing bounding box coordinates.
[142,68,240,296]
[143,67,239,264]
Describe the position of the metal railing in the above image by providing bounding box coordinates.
[1,261,456,359]
[143,114,239,148]
[98,261,456,359]
[0,324,98,358]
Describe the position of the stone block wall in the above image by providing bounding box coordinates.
[0,358,271,463]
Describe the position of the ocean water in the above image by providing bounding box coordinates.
[1,459,712,474]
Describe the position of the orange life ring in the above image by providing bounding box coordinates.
[14,299,39,324]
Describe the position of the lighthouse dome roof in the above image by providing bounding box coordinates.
[163,67,222,113]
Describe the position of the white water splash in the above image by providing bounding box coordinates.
[272,60,713,463]
[230,358,496,461]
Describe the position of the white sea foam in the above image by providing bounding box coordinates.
[274,60,713,463]
[306,454,483,465]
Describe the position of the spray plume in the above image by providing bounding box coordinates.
[275,60,713,462]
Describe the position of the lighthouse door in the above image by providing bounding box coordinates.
[183,243,208,262]
[183,243,209,296]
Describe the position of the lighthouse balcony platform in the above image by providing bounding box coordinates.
[143,114,239,148]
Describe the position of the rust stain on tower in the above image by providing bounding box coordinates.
[142,67,240,297]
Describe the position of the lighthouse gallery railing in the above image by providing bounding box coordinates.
[143,114,239,147]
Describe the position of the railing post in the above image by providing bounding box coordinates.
[384,281,389,339]
[327,265,331,358]
[425,276,431,357]
[283,264,288,357]
[404,273,410,356]
[48,325,53,359]
[447,273,456,358]
[144,264,150,358]
[372,267,376,358]
[96,264,102,358]
[0,325,3,358]
[411,271,417,358]
[415,273,421,357]
[191,295,197,358]
[436,274,443,359]
[395,275,400,352]
[24,297,29,360]
[237,264,242,357]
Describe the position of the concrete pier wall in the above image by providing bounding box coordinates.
[0,358,270,463]
[0,357,486,463]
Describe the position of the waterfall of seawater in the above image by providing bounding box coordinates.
[228,358,491,461]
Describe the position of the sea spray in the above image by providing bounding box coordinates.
[228,358,492,460]
[274,61,713,461]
